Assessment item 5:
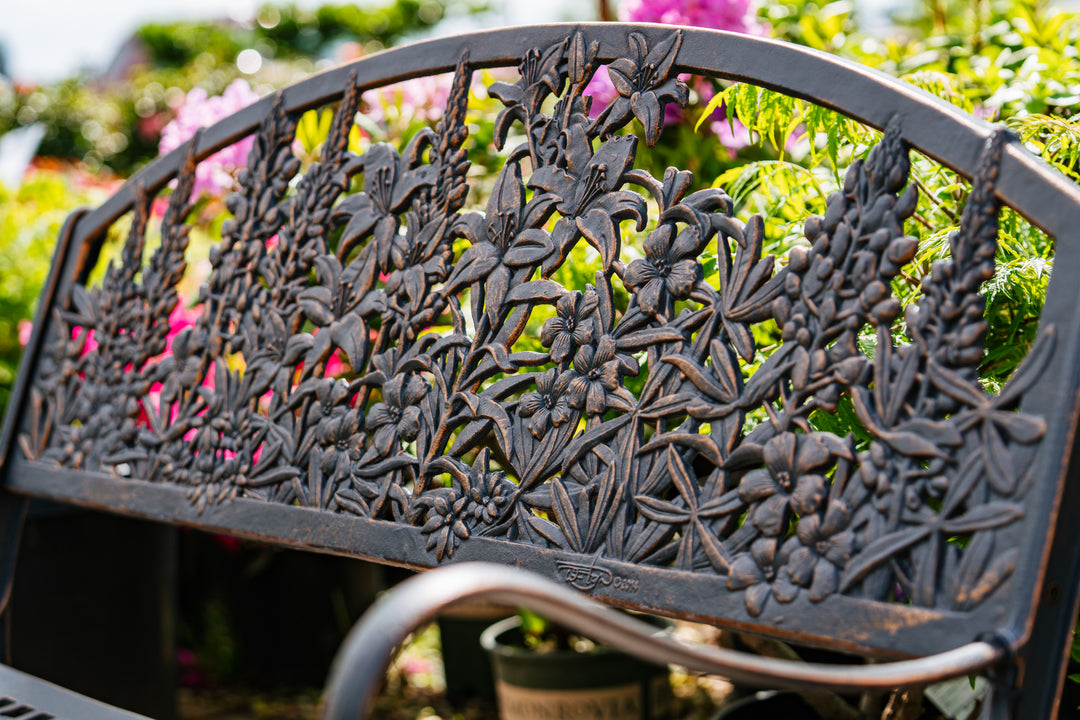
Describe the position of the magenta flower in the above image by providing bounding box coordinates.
[585,1,765,151]
[584,68,619,118]
[147,303,209,424]
[619,0,767,35]
[325,349,347,378]
[159,79,261,199]
[72,325,98,357]
[165,304,202,355]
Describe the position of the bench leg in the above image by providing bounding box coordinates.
[998,447,1080,719]
[0,491,27,663]
[10,508,177,720]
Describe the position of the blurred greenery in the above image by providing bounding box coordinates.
[0,0,482,176]
[137,1,452,68]
[0,166,116,411]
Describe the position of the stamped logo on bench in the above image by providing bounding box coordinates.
[557,558,638,594]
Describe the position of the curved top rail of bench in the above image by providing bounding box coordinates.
[9,23,1080,663]
[79,23,1080,244]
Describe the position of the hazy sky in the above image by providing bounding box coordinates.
[0,0,589,83]
[3,0,261,82]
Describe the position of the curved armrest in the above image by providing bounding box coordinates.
[321,562,1004,719]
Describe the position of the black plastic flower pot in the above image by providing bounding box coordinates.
[714,691,822,719]
[436,602,505,701]
[480,615,674,720]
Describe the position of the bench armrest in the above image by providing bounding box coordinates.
[321,562,1005,719]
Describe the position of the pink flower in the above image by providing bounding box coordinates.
[151,197,170,219]
[176,647,208,689]
[619,0,768,35]
[710,117,753,158]
[146,302,207,425]
[400,657,433,676]
[159,79,261,199]
[362,75,453,126]
[165,303,203,355]
[18,319,32,348]
[137,112,168,142]
[587,1,766,150]
[212,534,243,553]
[325,349,347,378]
[585,57,750,156]
[73,326,98,357]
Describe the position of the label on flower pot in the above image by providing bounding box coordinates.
[924,676,989,719]
[495,681,644,720]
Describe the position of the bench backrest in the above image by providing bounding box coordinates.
[4,23,1080,699]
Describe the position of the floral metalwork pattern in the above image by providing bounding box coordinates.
[22,30,1052,615]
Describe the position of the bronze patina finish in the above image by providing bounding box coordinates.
[2,23,1080,720]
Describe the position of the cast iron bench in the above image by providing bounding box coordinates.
[2,22,1080,720]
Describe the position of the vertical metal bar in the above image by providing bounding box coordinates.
[0,492,27,663]
[1005,463,1080,716]
[0,207,88,470]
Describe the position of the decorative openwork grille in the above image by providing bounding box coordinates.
[19,28,1051,629]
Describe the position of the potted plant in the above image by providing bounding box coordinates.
[435,599,506,701]
[480,610,674,720]
[715,691,821,719]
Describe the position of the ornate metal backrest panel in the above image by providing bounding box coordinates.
[6,24,1080,658]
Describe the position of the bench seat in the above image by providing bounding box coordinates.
[0,665,149,720]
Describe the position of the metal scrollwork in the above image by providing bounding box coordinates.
[23,30,1051,615]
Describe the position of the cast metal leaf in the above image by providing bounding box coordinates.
[22,32,1051,620]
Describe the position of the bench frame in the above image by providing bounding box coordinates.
[3,23,1080,719]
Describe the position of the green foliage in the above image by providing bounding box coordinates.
[711,160,830,253]
[135,21,246,70]
[1072,613,1080,704]
[899,70,975,113]
[1008,114,1080,182]
[981,208,1053,384]
[0,169,107,413]
[758,0,859,54]
[809,396,873,447]
[517,608,550,645]
[699,83,869,172]
[711,0,1072,391]
[136,0,456,70]
[180,594,239,681]
[0,78,148,175]
[2,51,260,175]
